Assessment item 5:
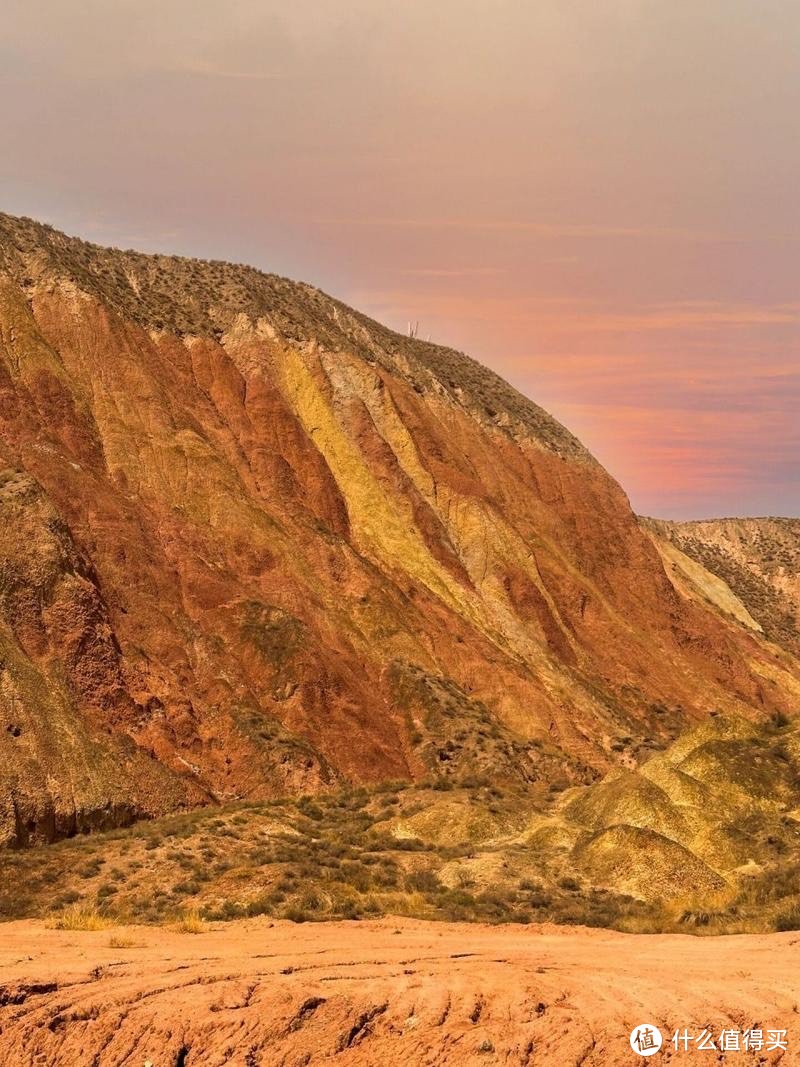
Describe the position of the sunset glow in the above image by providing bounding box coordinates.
[2,0,797,516]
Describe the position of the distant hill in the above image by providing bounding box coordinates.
[647,517,800,655]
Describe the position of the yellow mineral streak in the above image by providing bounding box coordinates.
[647,531,762,631]
[314,349,578,669]
[275,343,472,612]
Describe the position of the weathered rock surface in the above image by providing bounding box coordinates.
[1,212,799,843]
[0,917,798,1065]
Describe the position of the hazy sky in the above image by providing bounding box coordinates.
[2,1,798,517]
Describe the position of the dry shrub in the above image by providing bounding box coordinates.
[50,904,115,931]
[173,908,205,933]
[108,933,143,948]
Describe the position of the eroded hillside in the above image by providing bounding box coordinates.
[1,212,799,845]
[647,517,800,656]
[5,713,800,937]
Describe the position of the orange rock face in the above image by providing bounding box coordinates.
[0,213,798,843]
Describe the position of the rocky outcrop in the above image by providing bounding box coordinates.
[1,212,798,843]
[0,468,204,844]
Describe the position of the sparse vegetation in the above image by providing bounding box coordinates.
[108,933,143,948]
[50,904,116,931]
[6,715,800,937]
[649,517,800,652]
[0,211,585,460]
[173,908,206,934]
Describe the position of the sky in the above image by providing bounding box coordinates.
[1,1,798,518]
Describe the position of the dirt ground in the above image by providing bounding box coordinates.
[0,917,798,1066]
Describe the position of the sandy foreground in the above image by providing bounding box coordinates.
[0,918,798,1066]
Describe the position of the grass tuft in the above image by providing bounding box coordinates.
[50,905,115,931]
[173,908,206,934]
[108,933,143,948]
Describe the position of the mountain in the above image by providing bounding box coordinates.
[1,212,799,847]
[647,518,800,656]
